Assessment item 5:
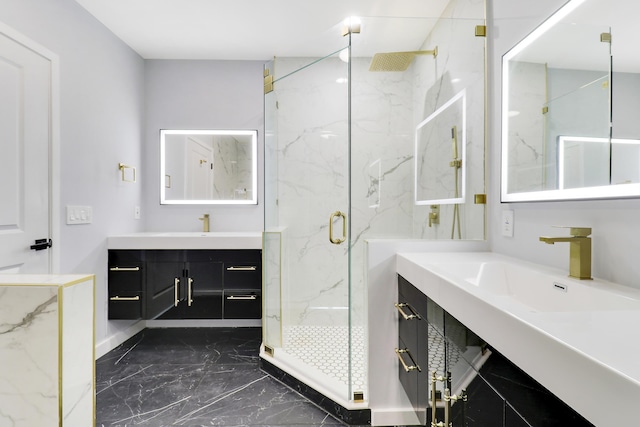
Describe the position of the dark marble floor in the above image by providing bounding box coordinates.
[96,327,349,427]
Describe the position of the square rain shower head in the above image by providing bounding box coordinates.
[368,48,438,72]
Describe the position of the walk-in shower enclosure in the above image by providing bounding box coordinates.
[263,0,486,416]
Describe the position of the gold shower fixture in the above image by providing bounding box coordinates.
[369,47,438,72]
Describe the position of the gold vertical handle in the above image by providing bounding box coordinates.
[188,278,193,306]
[329,211,347,244]
[431,372,438,427]
[174,277,180,307]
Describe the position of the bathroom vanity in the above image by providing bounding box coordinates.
[0,274,95,426]
[107,232,262,320]
[396,252,640,426]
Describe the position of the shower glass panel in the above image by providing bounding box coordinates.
[263,41,355,402]
[264,6,486,413]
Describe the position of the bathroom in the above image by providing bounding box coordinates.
[1,0,639,425]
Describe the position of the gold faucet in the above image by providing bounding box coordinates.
[539,227,592,280]
[199,214,210,232]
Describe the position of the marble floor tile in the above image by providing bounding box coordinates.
[96,327,348,427]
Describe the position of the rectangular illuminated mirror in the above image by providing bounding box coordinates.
[501,0,640,201]
[160,129,258,205]
[415,89,466,205]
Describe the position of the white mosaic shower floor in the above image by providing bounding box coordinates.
[281,325,367,392]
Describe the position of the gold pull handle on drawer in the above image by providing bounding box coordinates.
[395,303,420,320]
[226,266,257,271]
[395,348,421,372]
[226,295,257,300]
[109,266,140,271]
[109,296,140,301]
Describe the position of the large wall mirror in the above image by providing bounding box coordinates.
[501,0,640,202]
[160,129,257,205]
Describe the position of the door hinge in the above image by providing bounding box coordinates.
[30,238,52,251]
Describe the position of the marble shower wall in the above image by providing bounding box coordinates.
[411,0,486,240]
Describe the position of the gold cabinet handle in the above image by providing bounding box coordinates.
[109,266,140,271]
[109,295,140,301]
[188,278,193,306]
[226,266,257,271]
[431,371,449,427]
[395,302,421,320]
[226,295,257,300]
[329,211,347,244]
[174,277,180,307]
[395,348,421,372]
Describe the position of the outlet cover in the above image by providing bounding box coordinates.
[502,210,514,237]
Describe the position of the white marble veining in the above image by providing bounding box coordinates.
[107,231,263,250]
[0,274,95,427]
[397,252,640,426]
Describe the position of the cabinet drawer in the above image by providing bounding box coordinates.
[108,267,143,291]
[108,292,143,319]
[224,264,261,290]
[224,291,261,319]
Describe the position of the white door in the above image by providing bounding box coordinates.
[186,137,214,199]
[0,27,54,273]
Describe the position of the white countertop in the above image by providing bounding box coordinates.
[107,232,263,250]
[396,251,640,427]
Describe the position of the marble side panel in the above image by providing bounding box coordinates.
[0,285,59,426]
[62,278,95,425]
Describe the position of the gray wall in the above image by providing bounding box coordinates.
[143,60,264,232]
[489,0,640,289]
[0,0,145,344]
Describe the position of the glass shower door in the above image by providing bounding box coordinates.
[263,47,354,402]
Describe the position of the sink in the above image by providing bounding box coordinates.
[107,231,263,250]
[467,261,640,312]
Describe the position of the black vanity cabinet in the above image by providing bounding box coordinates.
[108,249,261,320]
[108,250,145,319]
[396,275,594,427]
[151,250,224,319]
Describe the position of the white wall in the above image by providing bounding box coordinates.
[0,0,145,346]
[143,60,264,232]
[488,0,640,289]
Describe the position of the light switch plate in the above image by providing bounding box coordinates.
[502,210,514,237]
[66,205,93,225]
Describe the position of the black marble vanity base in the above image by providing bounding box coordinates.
[260,357,371,426]
[96,327,350,426]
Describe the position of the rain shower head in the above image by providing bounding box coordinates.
[368,47,438,72]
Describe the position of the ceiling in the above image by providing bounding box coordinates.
[73,0,451,60]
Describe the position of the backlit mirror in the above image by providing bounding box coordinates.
[501,0,640,201]
[160,129,257,204]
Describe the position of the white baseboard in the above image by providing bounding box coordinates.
[95,321,145,359]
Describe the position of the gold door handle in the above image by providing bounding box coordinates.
[109,266,140,271]
[188,278,193,306]
[174,277,180,307]
[395,303,421,320]
[226,266,257,271]
[395,348,421,372]
[431,371,448,427]
[329,211,347,244]
[109,295,140,301]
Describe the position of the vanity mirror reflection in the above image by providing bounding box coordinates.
[160,129,257,205]
[501,0,640,202]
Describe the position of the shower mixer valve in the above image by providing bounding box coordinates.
[428,205,440,227]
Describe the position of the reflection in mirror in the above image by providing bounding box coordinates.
[160,129,257,205]
[501,0,640,201]
[415,89,466,205]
